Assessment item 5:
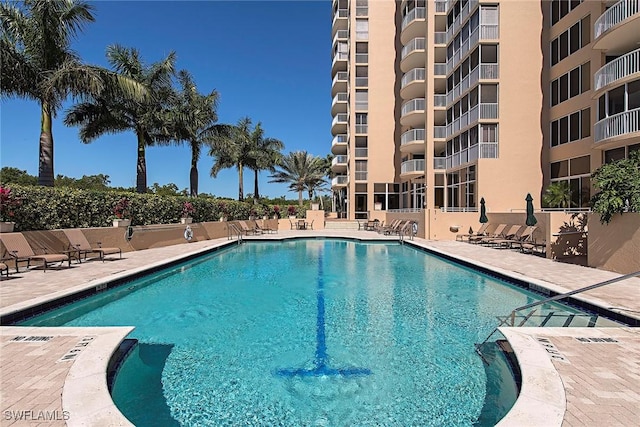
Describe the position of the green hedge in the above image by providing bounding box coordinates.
[2,185,307,231]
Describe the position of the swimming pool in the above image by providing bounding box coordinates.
[22,239,595,426]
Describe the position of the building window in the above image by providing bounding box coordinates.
[551,0,582,26]
[550,62,590,106]
[550,154,590,208]
[355,113,367,134]
[550,108,590,146]
[355,19,368,40]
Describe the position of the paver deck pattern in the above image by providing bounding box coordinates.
[0,230,638,426]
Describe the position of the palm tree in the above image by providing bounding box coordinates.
[269,151,326,206]
[0,0,145,187]
[166,70,230,197]
[542,181,574,209]
[209,117,255,201]
[247,122,284,203]
[64,45,175,193]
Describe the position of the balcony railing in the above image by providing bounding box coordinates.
[594,48,640,91]
[331,134,348,147]
[445,142,498,169]
[331,52,348,68]
[332,114,348,126]
[355,124,368,134]
[401,37,426,60]
[434,94,447,107]
[446,24,499,74]
[401,159,425,174]
[447,64,499,106]
[332,29,348,47]
[355,53,368,64]
[332,175,349,186]
[594,107,640,143]
[434,157,446,169]
[435,0,447,13]
[594,0,640,39]
[332,92,348,106]
[447,103,499,136]
[401,68,426,88]
[354,148,368,158]
[332,155,348,166]
[332,71,348,87]
[355,77,368,87]
[401,128,425,145]
[401,98,426,116]
[434,126,447,139]
[401,7,426,31]
[333,8,348,21]
[434,31,447,45]
[446,0,480,40]
[435,63,447,76]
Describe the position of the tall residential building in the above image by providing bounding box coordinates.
[330,0,639,221]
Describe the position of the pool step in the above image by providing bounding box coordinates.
[497,310,621,328]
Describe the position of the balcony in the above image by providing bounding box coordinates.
[594,0,640,52]
[434,62,447,77]
[594,107,640,144]
[400,159,425,178]
[434,157,446,170]
[331,155,348,172]
[331,113,348,135]
[594,48,640,93]
[447,103,499,138]
[331,134,348,154]
[400,98,426,127]
[332,29,348,49]
[331,71,348,96]
[435,0,447,14]
[434,31,447,45]
[445,142,499,169]
[447,64,499,106]
[332,8,348,36]
[354,147,368,158]
[401,37,426,72]
[400,68,426,99]
[446,24,499,74]
[434,126,447,140]
[331,92,348,115]
[434,94,447,108]
[401,7,426,45]
[400,128,426,154]
[354,171,368,181]
[331,175,349,188]
[331,51,348,75]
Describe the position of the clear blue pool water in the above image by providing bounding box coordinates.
[23,239,585,426]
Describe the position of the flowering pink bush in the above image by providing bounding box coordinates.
[0,186,20,222]
[182,201,195,218]
[113,197,130,219]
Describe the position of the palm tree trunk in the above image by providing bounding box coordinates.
[136,132,147,193]
[254,169,260,203]
[238,163,244,201]
[190,142,199,197]
[38,101,55,187]
[298,190,303,206]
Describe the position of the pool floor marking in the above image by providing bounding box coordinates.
[276,248,371,378]
[535,337,569,363]
[57,336,95,363]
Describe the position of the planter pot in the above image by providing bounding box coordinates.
[113,219,131,228]
[219,217,227,222]
[273,214,279,220]
[0,222,15,233]
[180,217,193,224]
[289,215,296,219]
[311,203,320,210]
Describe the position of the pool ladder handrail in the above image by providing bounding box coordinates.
[398,220,417,243]
[227,222,243,244]
[476,269,640,361]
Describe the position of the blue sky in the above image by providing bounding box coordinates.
[0,0,332,199]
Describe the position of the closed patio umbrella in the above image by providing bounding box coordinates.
[479,197,488,223]
[525,193,538,226]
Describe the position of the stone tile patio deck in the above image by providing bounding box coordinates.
[0,230,638,426]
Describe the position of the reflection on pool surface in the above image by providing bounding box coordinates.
[23,239,584,426]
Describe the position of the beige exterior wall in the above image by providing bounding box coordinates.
[588,213,640,274]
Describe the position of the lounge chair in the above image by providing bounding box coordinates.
[256,220,276,234]
[493,226,537,249]
[379,219,401,234]
[384,220,409,235]
[521,239,547,255]
[480,225,522,246]
[469,224,507,244]
[0,262,8,278]
[456,223,490,241]
[0,232,71,272]
[62,229,122,262]
[238,220,261,235]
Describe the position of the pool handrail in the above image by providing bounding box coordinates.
[476,269,640,359]
[227,222,243,244]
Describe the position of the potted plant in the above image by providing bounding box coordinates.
[249,208,257,221]
[0,185,20,232]
[181,201,195,224]
[272,205,281,219]
[112,197,131,227]
[287,205,296,219]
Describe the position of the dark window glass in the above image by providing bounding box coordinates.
[471,48,480,69]
[560,74,569,102]
[581,15,590,47]
[570,67,580,97]
[570,112,580,141]
[628,80,640,109]
[598,95,606,120]
[570,155,590,175]
[559,116,569,144]
[461,95,469,113]
[551,38,559,65]
[604,147,625,163]
[581,62,590,91]
[551,0,559,25]
[569,23,580,54]
[581,108,591,137]
[551,120,559,146]
[551,160,568,178]
[560,0,569,19]
[470,87,479,106]
[559,31,568,61]
[570,0,581,10]
[608,85,625,115]
[552,79,559,106]
[629,143,640,154]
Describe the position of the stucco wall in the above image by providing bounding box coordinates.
[588,213,640,274]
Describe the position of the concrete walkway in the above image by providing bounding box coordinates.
[0,231,638,426]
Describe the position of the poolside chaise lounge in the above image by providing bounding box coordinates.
[468,223,507,244]
[0,232,71,272]
[492,226,537,249]
[255,220,277,234]
[479,225,522,246]
[456,223,490,241]
[0,262,8,278]
[238,220,261,235]
[62,228,122,262]
[379,219,401,234]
